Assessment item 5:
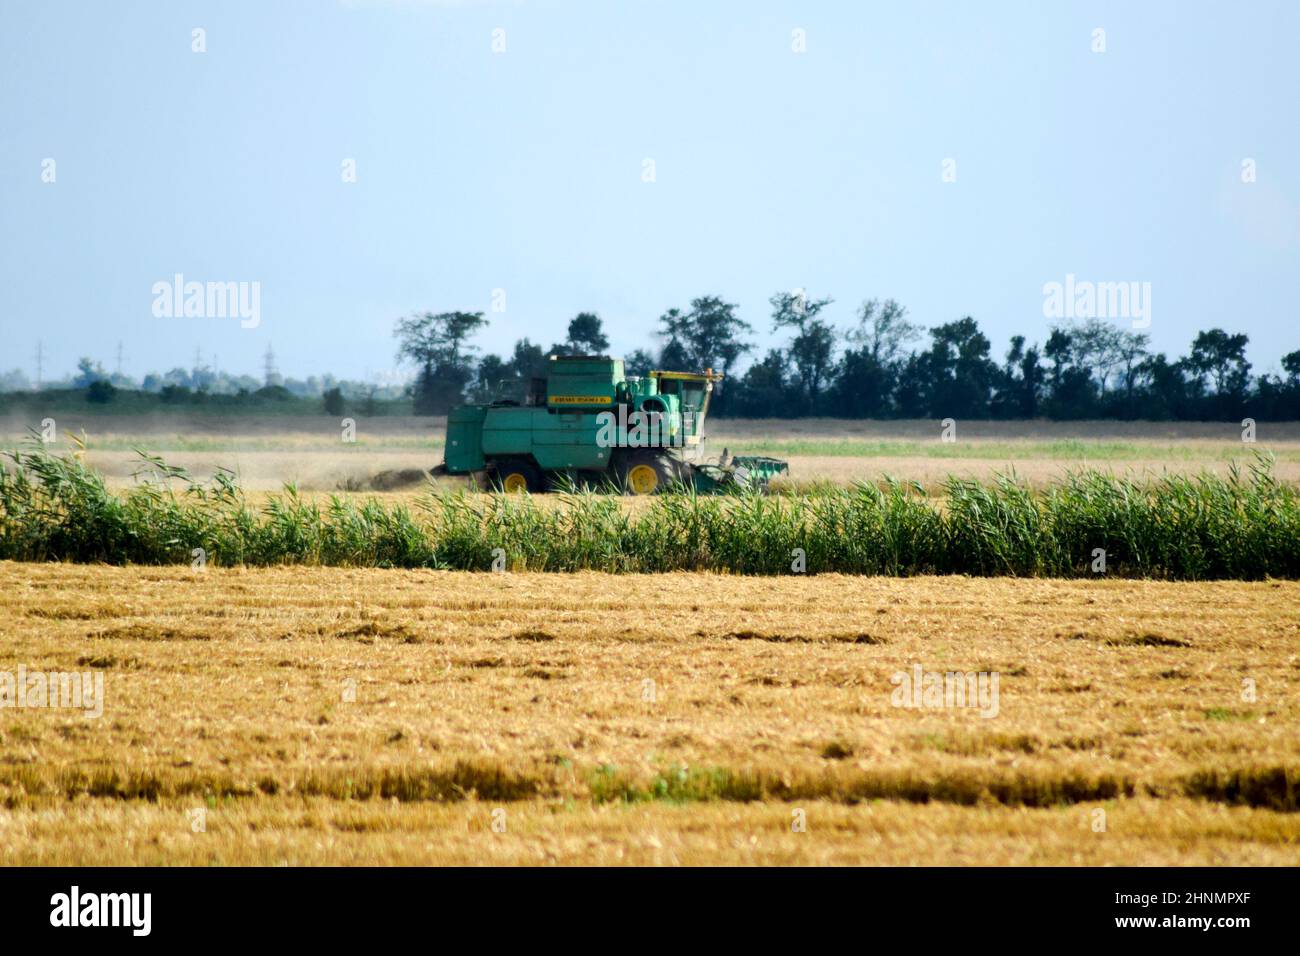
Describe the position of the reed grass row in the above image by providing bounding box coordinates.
[1,441,1296,578]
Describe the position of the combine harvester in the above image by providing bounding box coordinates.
[437,355,787,494]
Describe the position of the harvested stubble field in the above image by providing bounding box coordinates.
[1,563,1297,865]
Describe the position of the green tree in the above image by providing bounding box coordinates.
[688,295,752,382]
[656,296,753,410]
[472,354,512,402]
[1137,353,1190,420]
[893,353,928,417]
[849,299,919,366]
[322,386,345,416]
[507,338,549,385]
[563,312,610,355]
[1043,329,1073,389]
[769,290,836,412]
[832,299,918,417]
[395,310,488,414]
[832,348,895,417]
[1282,350,1300,385]
[1115,330,1151,401]
[624,348,655,378]
[86,379,116,404]
[1055,318,1148,399]
[471,340,550,403]
[922,317,999,418]
[992,336,1038,419]
[656,308,694,370]
[73,357,108,388]
[1187,329,1251,396]
[730,349,789,417]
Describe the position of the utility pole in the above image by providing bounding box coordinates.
[34,340,43,391]
[115,341,124,377]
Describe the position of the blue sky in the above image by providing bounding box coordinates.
[2,0,1297,383]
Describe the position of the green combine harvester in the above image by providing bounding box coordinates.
[438,355,788,494]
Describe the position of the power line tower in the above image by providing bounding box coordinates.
[115,341,124,377]
[263,344,279,386]
[34,341,43,391]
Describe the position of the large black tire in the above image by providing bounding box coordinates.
[614,450,679,496]
[487,458,544,494]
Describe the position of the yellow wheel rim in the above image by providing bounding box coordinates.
[502,472,528,493]
[627,464,659,495]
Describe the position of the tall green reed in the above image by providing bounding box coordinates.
[1,439,1296,579]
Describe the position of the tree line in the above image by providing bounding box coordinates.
[396,295,1300,421]
[1,347,407,405]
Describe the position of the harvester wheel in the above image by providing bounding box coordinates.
[490,460,543,494]
[616,451,674,495]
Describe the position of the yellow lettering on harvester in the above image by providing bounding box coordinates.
[549,396,612,404]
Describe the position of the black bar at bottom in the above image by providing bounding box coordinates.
[0,867,1288,942]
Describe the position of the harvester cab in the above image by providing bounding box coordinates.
[439,355,788,494]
